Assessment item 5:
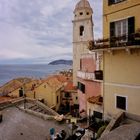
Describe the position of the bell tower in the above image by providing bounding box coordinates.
[73,0,94,86]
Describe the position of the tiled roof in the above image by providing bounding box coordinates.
[64,81,77,91]
[0,77,34,95]
[87,95,103,105]
[0,97,13,103]
[55,75,68,83]
[42,75,64,90]
[0,80,23,95]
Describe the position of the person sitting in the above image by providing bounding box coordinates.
[54,133,62,140]
[60,130,66,139]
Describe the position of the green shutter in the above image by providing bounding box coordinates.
[110,22,115,37]
[81,84,85,93]
[128,17,135,35]
[128,17,135,45]
[110,22,115,47]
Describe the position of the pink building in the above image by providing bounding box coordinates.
[77,53,103,117]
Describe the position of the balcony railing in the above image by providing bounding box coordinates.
[88,32,140,51]
[77,70,103,81]
[77,70,95,81]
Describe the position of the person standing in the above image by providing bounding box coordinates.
[50,128,55,140]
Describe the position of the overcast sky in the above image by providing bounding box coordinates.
[0,0,102,64]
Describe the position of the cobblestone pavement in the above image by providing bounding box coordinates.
[0,107,70,140]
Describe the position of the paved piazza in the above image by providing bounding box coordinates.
[0,107,70,140]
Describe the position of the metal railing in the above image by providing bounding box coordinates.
[88,32,140,50]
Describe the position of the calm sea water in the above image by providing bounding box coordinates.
[0,64,72,86]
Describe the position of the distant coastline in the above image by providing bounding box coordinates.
[0,64,72,87]
[48,59,72,65]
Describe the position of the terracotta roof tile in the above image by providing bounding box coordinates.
[0,97,13,103]
[64,81,77,91]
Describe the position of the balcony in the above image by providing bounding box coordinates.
[77,70,95,81]
[77,70,103,81]
[88,32,140,52]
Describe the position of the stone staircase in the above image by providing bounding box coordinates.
[0,97,62,121]
[15,98,62,121]
[25,103,55,115]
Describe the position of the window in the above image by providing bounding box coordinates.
[77,82,85,93]
[87,12,89,15]
[19,88,23,97]
[65,92,71,98]
[80,26,84,36]
[80,12,83,15]
[110,17,135,46]
[108,0,126,5]
[93,111,102,119]
[115,19,128,41]
[80,59,82,70]
[116,95,127,110]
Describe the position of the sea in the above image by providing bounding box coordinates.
[0,64,72,87]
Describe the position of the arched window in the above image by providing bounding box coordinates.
[80,26,84,36]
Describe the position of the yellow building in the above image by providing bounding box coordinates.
[89,0,140,120]
[8,75,69,111]
[8,79,41,98]
[27,76,64,111]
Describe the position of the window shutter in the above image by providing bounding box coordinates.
[128,17,135,44]
[78,82,85,93]
[77,82,80,89]
[110,22,115,47]
[110,22,115,37]
[81,84,85,93]
[80,59,82,70]
[108,0,115,5]
[128,17,135,35]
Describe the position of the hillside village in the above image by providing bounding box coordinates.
[0,70,76,114]
[0,0,140,140]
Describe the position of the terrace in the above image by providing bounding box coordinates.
[88,32,140,53]
[77,70,103,81]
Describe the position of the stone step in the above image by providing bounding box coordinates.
[28,104,37,109]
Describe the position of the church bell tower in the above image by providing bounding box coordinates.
[73,0,94,86]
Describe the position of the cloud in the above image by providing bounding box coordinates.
[0,0,102,64]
